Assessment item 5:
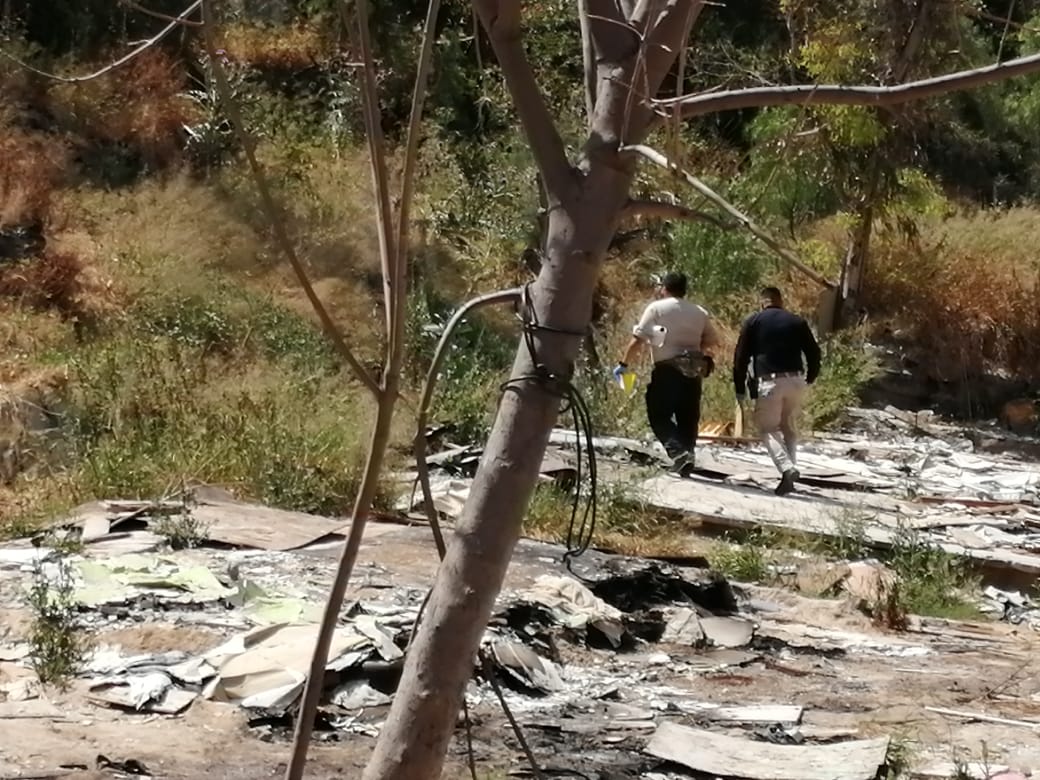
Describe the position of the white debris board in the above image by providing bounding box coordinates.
[646,721,890,780]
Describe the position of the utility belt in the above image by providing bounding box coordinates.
[757,371,802,383]
[657,350,713,379]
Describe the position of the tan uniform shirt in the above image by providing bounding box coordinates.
[633,297,720,363]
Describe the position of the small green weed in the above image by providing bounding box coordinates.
[708,529,774,582]
[155,493,211,550]
[880,732,916,780]
[26,542,92,689]
[522,478,692,557]
[805,505,872,561]
[884,524,981,620]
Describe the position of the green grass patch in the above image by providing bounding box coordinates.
[523,479,692,557]
[708,530,773,582]
[2,259,394,534]
[885,524,982,620]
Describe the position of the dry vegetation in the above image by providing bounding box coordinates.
[0,12,1037,546]
[867,213,1040,381]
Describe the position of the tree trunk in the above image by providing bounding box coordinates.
[361,162,632,780]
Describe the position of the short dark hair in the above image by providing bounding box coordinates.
[661,272,688,297]
[760,286,783,305]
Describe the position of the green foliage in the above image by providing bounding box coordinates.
[802,330,878,429]
[885,524,981,620]
[709,530,773,582]
[406,284,516,442]
[524,478,685,555]
[741,109,841,228]
[27,549,92,690]
[63,335,377,515]
[131,274,337,372]
[666,219,767,302]
[155,495,211,550]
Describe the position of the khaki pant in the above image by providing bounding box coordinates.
[754,375,806,475]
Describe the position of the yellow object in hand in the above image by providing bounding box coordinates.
[617,371,637,394]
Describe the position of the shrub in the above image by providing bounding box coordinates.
[866,213,1040,384]
[64,336,380,515]
[0,251,113,325]
[0,130,68,227]
[47,48,198,177]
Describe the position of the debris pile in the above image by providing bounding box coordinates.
[1,403,1039,777]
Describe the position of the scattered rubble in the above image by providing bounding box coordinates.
[1,404,1039,776]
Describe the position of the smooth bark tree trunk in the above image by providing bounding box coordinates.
[361,3,692,777]
[361,162,632,780]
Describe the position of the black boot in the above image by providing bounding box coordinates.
[775,468,799,496]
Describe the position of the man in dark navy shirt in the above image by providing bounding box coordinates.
[733,286,822,495]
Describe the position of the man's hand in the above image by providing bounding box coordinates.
[702,355,715,377]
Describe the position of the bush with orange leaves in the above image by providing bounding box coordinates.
[0,250,115,327]
[219,22,333,72]
[865,226,1040,382]
[46,48,199,171]
[0,131,69,228]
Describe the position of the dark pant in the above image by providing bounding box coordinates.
[645,363,702,458]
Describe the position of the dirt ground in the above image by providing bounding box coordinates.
[2,525,1040,779]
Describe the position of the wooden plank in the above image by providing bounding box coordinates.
[702,704,803,724]
[639,474,900,548]
[645,721,889,780]
[925,706,1040,730]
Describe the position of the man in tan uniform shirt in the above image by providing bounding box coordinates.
[615,272,720,470]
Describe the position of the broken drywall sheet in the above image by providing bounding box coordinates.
[50,493,350,552]
[202,623,374,710]
[645,721,889,780]
[524,575,625,646]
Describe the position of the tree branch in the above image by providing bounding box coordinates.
[394,0,442,362]
[0,0,201,82]
[201,1,381,397]
[473,0,575,201]
[657,50,1040,117]
[578,0,597,122]
[622,144,835,288]
[622,198,732,228]
[119,0,203,26]
[345,0,397,348]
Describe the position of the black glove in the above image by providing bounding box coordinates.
[702,355,715,377]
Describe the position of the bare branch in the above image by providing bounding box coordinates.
[0,0,201,82]
[119,0,203,26]
[473,0,575,200]
[394,0,442,361]
[891,0,930,83]
[962,1,1039,34]
[622,198,732,228]
[657,50,1040,117]
[200,0,381,397]
[578,0,597,122]
[345,0,398,346]
[622,144,835,288]
[285,0,441,774]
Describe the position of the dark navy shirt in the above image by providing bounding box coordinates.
[733,306,821,398]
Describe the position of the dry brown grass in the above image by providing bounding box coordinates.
[0,248,115,325]
[47,49,198,170]
[0,131,69,227]
[865,213,1040,381]
[219,22,334,71]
